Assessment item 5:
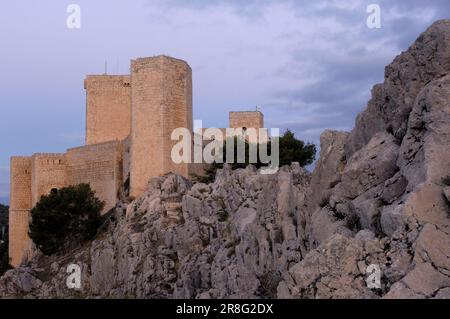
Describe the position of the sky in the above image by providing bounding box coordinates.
[0,0,449,205]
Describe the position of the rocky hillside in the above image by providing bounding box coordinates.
[1,20,450,299]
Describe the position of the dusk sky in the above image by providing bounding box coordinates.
[1,0,449,204]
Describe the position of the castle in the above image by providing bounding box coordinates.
[9,55,265,267]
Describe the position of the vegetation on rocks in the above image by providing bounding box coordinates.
[29,184,104,256]
[194,129,316,183]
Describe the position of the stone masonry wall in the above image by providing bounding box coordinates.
[9,157,32,211]
[130,56,193,198]
[8,55,260,269]
[229,111,265,142]
[9,157,32,267]
[229,111,264,131]
[66,141,123,212]
[31,154,67,207]
[85,75,131,145]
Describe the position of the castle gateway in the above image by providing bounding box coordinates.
[9,55,265,267]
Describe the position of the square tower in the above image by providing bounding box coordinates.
[130,56,193,198]
[85,75,131,145]
[229,111,264,131]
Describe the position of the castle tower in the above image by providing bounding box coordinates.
[85,75,131,145]
[129,56,193,198]
[9,157,32,267]
[229,111,264,131]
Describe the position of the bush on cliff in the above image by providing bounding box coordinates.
[193,129,316,183]
[29,184,104,256]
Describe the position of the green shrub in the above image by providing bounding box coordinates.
[29,184,104,256]
[192,130,316,183]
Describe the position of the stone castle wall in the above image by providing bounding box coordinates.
[130,56,193,198]
[9,157,32,211]
[31,154,68,207]
[66,141,123,212]
[229,111,264,131]
[9,157,32,267]
[85,75,131,145]
[8,54,266,267]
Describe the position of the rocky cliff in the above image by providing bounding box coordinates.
[1,20,450,299]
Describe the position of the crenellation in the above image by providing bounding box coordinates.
[31,154,67,206]
[10,157,32,211]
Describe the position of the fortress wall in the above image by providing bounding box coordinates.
[10,157,32,211]
[66,141,123,212]
[130,56,193,197]
[229,111,265,142]
[9,157,32,267]
[8,209,31,267]
[229,111,264,131]
[31,154,68,206]
[85,75,131,145]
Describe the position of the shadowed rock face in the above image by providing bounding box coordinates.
[346,19,450,157]
[282,19,450,299]
[1,20,450,299]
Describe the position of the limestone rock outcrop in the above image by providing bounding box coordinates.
[0,165,311,298]
[1,20,450,299]
[279,19,450,299]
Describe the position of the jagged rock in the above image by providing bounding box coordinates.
[414,224,450,276]
[341,132,399,199]
[346,20,450,157]
[307,130,349,209]
[398,263,450,297]
[2,20,450,299]
[280,234,378,299]
[444,187,450,203]
[1,164,309,298]
[380,204,406,237]
[380,173,408,205]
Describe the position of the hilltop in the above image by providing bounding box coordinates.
[1,20,450,299]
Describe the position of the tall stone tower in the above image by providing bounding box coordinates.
[129,56,193,198]
[85,75,131,145]
[229,111,264,131]
[9,157,32,267]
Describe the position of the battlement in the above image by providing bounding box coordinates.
[84,75,131,89]
[131,55,192,73]
[31,153,67,166]
[31,153,68,206]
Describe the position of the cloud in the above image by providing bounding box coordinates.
[0,0,448,176]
